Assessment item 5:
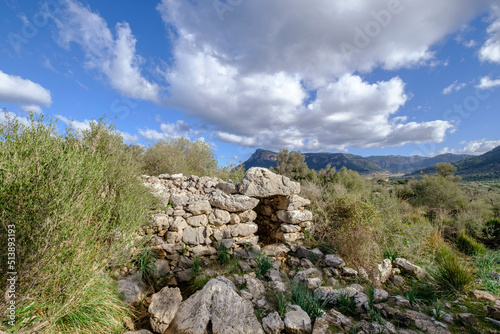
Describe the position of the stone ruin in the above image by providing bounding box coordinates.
[139,167,313,267]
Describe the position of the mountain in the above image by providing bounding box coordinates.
[406,146,500,181]
[366,153,471,173]
[242,149,383,173]
[242,149,473,174]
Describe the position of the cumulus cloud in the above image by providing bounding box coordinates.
[435,139,500,155]
[139,119,198,141]
[479,5,500,63]
[53,0,161,102]
[0,70,52,113]
[442,80,467,94]
[475,76,500,89]
[158,0,491,87]
[150,0,498,151]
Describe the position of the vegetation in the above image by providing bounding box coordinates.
[254,253,273,279]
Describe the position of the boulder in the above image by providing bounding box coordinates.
[376,258,392,284]
[284,305,312,334]
[186,215,208,227]
[230,222,259,237]
[262,244,291,257]
[324,254,345,268]
[262,311,285,334]
[239,210,257,223]
[165,277,264,334]
[238,167,301,198]
[209,189,259,212]
[393,258,427,279]
[149,287,182,333]
[116,273,146,307]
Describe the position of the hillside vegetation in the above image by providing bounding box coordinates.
[1,113,499,333]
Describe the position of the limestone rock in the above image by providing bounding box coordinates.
[284,305,312,334]
[285,195,311,210]
[238,167,301,198]
[165,277,264,334]
[262,311,285,334]
[116,273,146,307]
[208,209,231,226]
[239,210,257,223]
[209,189,259,212]
[277,210,313,224]
[170,193,188,208]
[187,200,211,215]
[373,289,389,303]
[230,222,259,237]
[377,258,392,284]
[186,214,208,227]
[123,331,153,334]
[324,254,345,268]
[149,287,182,333]
[262,244,291,257]
[393,258,427,279]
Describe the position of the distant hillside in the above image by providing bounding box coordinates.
[366,153,471,173]
[242,149,383,174]
[242,149,472,174]
[406,146,500,181]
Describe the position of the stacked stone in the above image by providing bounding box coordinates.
[141,167,315,276]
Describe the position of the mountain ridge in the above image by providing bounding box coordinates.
[241,149,473,174]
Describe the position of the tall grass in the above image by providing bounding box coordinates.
[0,113,156,333]
[433,245,475,295]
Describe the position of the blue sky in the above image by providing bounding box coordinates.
[1,0,500,165]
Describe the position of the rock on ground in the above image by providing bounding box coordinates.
[165,277,264,334]
[148,287,182,333]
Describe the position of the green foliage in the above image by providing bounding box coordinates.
[289,280,328,321]
[0,112,156,333]
[409,174,466,213]
[337,290,356,316]
[134,247,158,285]
[383,248,399,261]
[254,253,273,279]
[142,137,218,176]
[272,149,314,181]
[433,245,475,295]
[217,244,231,265]
[333,166,372,194]
[456,233,486,256]
[474,250,500,295]
[191,256,202,278]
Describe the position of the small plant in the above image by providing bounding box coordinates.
[474,250,500,295]
[254,253,273,279]
[191,256,202,278]
[290,281,328,321]
[241,280,248,290]
[383,247,399,261]
[366,284,375,310]
[217,244,231,265]
[369,308,383,325]
[431,300,444,321]
[433,245,475,295]
[255,307,266,320]
[337,290,356,316]
[134,247,158,285]
[405,284,419,306]
[456,233,486,256]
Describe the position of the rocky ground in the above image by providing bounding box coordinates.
[113,168,500,334]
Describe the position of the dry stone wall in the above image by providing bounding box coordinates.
[141,167,313,265]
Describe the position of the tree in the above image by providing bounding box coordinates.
[272,149,314,181]
[436,162,461,181]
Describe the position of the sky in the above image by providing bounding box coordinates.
[1,0,500,165]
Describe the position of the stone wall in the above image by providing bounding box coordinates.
[138,167,313,279]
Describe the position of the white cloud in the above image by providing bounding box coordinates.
[435,139,500,155]
[463,40,477,48]
[479,5,500,63]
[442,80,467,94]
[139,119,198,141]
[151,0,495,151]
[0,70,52,113]
[476,76,500,89]
[53,0,161,102]
[158,0,492,88]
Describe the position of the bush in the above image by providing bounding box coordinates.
[410,174,466,214]
[456,233,486,256]
[0,113,156,333]
[289,281,328,321]
[142,137,218,176]
[433,245,475,295]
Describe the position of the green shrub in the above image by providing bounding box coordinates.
[289,281,328,321]
[217,244,231,265]
[142,137,218,176]
[433,245,475,295]
[134,247,158,285]
[254,253,272,279]
[474,250,500,295]
[456,233,486,256]
[0,112,156,333]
